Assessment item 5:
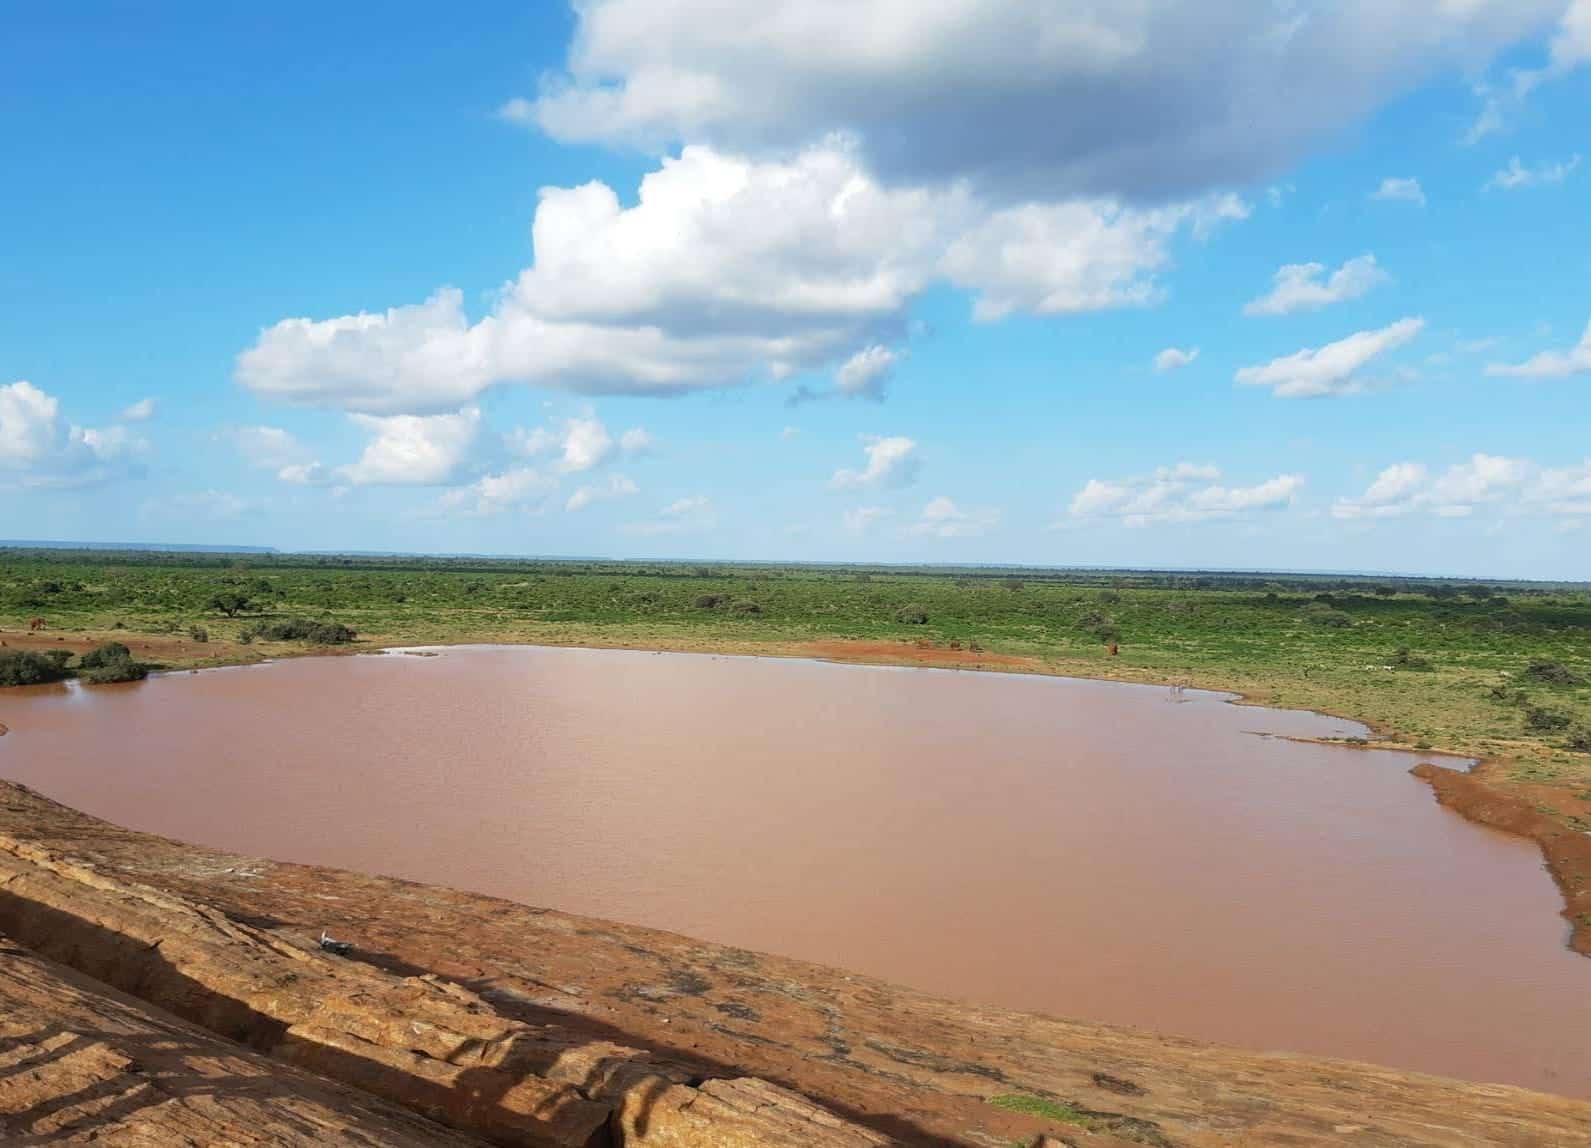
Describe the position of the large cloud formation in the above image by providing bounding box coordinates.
[236,2,1572,420]
[523,0,1564,199]
[1066,462,1301,526]
[0,380,148,489]
[1333,453,1591,520]
[238,144,1243,413]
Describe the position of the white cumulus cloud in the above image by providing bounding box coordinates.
[942,195,1247,320]
[835,345,899,401]
[0,380,148,489]
[1153,346,1198,371]
[1235,318,1424,398]
[1066,462,1301,527]
[237,143,1251,415]
[1371,177,1426,206]
[440,467,557,517]
[511,413,653,471]
[906,496,999,538]
[339,408,481,486]
[1243,254,1390,316]
[1333,453,1587,520]
[1486,320,1591,379]
[120,397,158,422]
[829,435,920,490]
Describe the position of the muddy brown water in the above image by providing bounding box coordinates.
[2,645,1586,1097]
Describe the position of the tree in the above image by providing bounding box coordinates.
[208,590,254,617]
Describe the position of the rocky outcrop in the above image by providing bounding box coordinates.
[2,779,1590,1147]
[0,824,888,1147]
[0,934,487,1146]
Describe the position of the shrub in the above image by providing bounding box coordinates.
[1002,579,1025,592]
[1524,707,1571,732]
[895,604,929,625]
[729,600,762,614]
[243,618,357,644]
[1390,647,1433,671]
[1304,603,1353,629]
[77,642,149,684]
[188,625,209,642]
[1521,659,1586,686]
[1567,727,1591,754]
[0,650,73,686]
[693,594,724,609]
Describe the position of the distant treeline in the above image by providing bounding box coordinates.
[0,547,1580,597]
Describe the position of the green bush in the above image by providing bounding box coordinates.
[1304,603,1354,629]
[207,590,255,617]
[77,642,149,684]
[895,604,929,625]
[1521,659,1585,686]
[78,641,133,669]
[242,618,357,644]
[729,600,762,614]
[1524,706,1571,732]
[188,625,210,642]
[0,649,73,686]
[1390,647,1434,671]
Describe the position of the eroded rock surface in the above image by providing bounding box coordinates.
[0,934,487,1146]
[2,779,1589,1147]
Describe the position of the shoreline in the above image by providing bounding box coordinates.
[4,627,1588,957]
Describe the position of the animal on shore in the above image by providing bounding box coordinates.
[28,617,46,632]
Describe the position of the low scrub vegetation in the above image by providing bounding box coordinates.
[1389,647,1433,671]
[0,649,73,686]
[1522,659,1585,686]
[77,641,149,684]
[1303,603,1354,629]
[0,643,148,686]
[241,617,357,644]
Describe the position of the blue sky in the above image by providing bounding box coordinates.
[3,2,1588,577]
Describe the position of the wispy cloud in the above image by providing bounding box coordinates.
[1243,255,1389,316]
[1370,177,1425,207]
[1235,318,1424,398]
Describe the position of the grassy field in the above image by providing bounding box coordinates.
[3,549,1589,801]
